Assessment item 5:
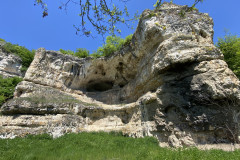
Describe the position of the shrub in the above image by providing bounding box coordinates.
[59,35,132,58]
[0,76,22,106]
[216,33,240,79]
[123,34,133,46]
[0,38,6,42]
[59,48,89,58]
[90,52,102,58]
[1,42,35,72]
[96,34,133,57]
[75,48,89,58]
[96,36,124,56]
[59,49,74,56]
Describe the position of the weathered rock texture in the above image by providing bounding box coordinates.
[1,3,240,148]
[0,43,23,78]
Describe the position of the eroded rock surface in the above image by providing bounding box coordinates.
[1,3,240,148]
[0,45,23,78]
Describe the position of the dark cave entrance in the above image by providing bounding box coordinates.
[86,81,114,92]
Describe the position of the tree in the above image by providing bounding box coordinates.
[192,0,205,7]
[216,33,240,79]
[34,0,205,37]
[34,0,136,37]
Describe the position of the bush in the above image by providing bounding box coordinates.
[124,34,133,46]
[90,52,102,58]
[98,36,125,56]
[75,48,89,58]
[1,42,35,72]
[59,34,132,58]
[59,48,89,58]
[96,34,133,57]
[0,38,6,42]
[216,33,240,79]
[59,49,74,56]
[0,76,22,106]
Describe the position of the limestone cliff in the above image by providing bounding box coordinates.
[1,3,240,148]
[0,42,23,78]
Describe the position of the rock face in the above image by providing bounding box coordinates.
[1,3,240,148]
[0,45,23,78]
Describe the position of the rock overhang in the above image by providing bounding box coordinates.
[0,2,240,149]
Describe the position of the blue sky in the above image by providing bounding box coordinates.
[0,0,239,53]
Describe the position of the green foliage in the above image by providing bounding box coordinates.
[124,34,133,46]
[0,76,22,106]
[0,38,6,42]
[154,0,162,8]
[154,0,204,10]
[179,10,186,18]
[59,49,74,56]
[216,33,240,79]
[35,0,138,37]
[35,1,206,37]
[96,36,124,57]
[75,48,89,58]
[1,42,35,72]
[189,0,205,10]
[1,132,240,160]
[59,48,89,58]
[96,34,133,57]
[90,52,102,58]
[61,34,133,58]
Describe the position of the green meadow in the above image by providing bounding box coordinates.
[0,132,240,160]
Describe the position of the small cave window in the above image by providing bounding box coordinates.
[119,84,124,88]
[86,81,114,92]
[199,30,207,38]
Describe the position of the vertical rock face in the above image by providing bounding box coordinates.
[1,3,240,148]
[0,46,23,78]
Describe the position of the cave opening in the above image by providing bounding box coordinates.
[199,30,207,38]
[86,81,114,92]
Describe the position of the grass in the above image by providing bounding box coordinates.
[0,132,240,160]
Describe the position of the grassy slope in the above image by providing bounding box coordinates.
[0,132,240,160]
